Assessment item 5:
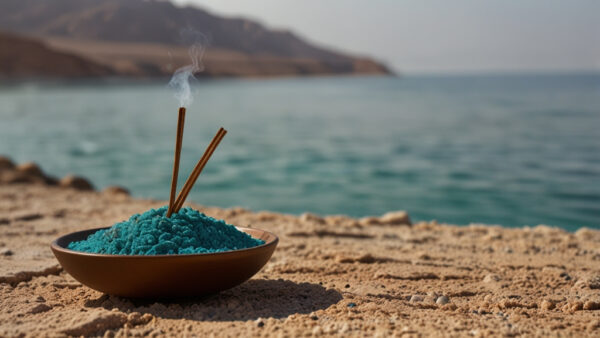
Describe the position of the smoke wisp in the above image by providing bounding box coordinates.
[168,29,208,107]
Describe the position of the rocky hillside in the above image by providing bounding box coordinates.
[0,0,391,78]
[0,32,114,79]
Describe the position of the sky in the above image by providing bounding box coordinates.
[172,0,600,74]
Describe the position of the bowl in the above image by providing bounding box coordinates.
[51,226,278,298]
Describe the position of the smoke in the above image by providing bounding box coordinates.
[168,29,208,107]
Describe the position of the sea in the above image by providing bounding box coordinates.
[0,73,598,231]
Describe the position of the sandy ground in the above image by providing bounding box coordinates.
[1,162,600,337]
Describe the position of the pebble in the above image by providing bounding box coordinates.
[299,213,325,224]
[409,295,423,303]
[587,275,600,289]
[255,318,264,328]
[0,156,15,171]
[59,175,94,191]
[0,248,13,256]
[347,302,356,308]
[16,162,45,177]
[28,303,51,314]
[359,216,380,226]
[541,300,555,310]
[436,296,449,305]
[483,274,501,283]
[379,211,411,225]
[559,272,572,281]
[102,186,130,196]
[13,212,43,221]
[583,301,600,310]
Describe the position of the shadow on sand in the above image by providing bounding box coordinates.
[85,279,343,321]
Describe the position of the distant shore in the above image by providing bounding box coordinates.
[0,32,392,80]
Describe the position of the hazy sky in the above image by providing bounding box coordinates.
[172,0,600,74]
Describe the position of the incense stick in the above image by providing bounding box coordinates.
[172,127,227,213]
[166,107,186,217]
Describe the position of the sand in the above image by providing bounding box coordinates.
[1,161,599,337]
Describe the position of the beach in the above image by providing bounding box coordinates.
[1,159,599,337]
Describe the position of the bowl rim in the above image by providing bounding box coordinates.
[51,226,278,259]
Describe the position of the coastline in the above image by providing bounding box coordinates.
[1,158,599,336]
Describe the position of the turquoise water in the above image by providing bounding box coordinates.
[0,74,598,230]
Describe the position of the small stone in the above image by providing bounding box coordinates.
[127,312,153,325]
[299,213,325,224]
[344,284,350,288]
[347,302,357,308]
[427,291,440,298]
[359,217,380,226]
[442,303,458,311]
[575,227,596,240]
[255,318,264,328]
[59,175,94,191]
[357,253,376,264]
[127,312,142,325]
[29,303,51,314]
[575,275,600,289]
[141,313,153,323]
[0,156,15,171]
[102,186,130,195]
[541,300,555,310]
[483,274,501,283]
[13,212,42,221]
[436,296,449,305]
[560,272,572,281]
[1,170,46,184]
[571,302,584,312]
[33,296,45,303]
[0,248,13,256]
[379,211,411,226]
[588,275,600,289]
[255,211,277,221]
[16,162,45,177]
[409,295,423,303]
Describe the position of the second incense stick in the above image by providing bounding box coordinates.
[167,107,186,217]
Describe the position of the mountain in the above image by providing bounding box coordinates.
[0,31,114,78]
[0,0,391,78]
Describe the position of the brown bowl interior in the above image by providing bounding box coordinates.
[51,226,278,298]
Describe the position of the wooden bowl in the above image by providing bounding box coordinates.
[51,226,278,298]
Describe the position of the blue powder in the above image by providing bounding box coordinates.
[68,206,265,255]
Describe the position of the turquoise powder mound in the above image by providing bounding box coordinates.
[68,206,265,255]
